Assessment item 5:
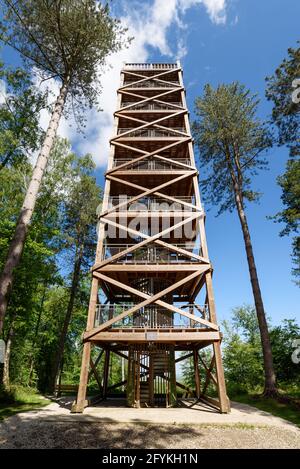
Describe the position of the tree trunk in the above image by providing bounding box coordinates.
[28,287,47,387]
[3,322,15,390]
[0,80,69,335]
[50,247,83,393]
[233,184,277,396]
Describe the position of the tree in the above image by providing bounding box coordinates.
[266,43,300,282]
[0,161,59,388]
[193,82,277,396]
[0,61,47,170]
[270,319,300,384]
[272,159,300,284]
[50,154,101,391]
[266,42,300,157]
[223,306,300,393]
[0,0,129,333]
[222,305,264,393]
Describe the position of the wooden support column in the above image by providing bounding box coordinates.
[149,355,154,407]
[71,277,98,413]
[213,342,230,413]
[102,349,110,398]
[127,345,136,407]
[193,348,201,399]
[168,346,177,406]
[135,351,140,408]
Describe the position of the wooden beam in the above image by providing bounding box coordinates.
[102,350,110,398]
[89,268,217,334]
[175,352,194,363]
[85,270,207,338]
[93,211,202,270]
[88,331,221,343]
[194,349,201,399]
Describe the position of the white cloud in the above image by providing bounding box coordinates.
[178,0,227,24]
[34,0,229,167]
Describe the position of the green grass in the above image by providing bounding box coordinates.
[231,392,300,428]
[0,385,50,421]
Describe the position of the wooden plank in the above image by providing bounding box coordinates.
[99,264,207,272]
[199,354,217,386]
[113,350,149,371]
[175,352,194,363]
[199,395,221,411]
[88,331,221,342]
[89,357,103,392]
[213,342,230,413]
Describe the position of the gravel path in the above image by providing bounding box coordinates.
[0,399,299,449]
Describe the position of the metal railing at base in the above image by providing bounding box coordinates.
[102,244,202,264]
[113,158,191,170]
[94,304,208,329]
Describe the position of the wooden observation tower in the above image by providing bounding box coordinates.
[72,62,230,413]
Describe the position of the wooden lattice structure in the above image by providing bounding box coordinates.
[72,62,230,413]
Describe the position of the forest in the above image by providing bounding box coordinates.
[0,1,299,425]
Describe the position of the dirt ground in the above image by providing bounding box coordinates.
[0,398,299,449]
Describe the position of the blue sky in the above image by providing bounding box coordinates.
[2,0,299,326]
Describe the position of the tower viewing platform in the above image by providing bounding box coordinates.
[72,62,230,413]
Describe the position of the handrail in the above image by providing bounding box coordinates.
[113,158,191,170]
[94,303,208,328]
[123,81,180,88]
[102,244,202,264]
[120,102,182,110]
[117,128,185,137]
[108,195,195,211]
[123,63,178,70]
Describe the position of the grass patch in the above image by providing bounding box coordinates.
[0,385,50,421]
[231,392,300,428]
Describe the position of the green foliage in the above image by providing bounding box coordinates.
[0,135,103,393]
[0,384,49,420]
[266,43,300,282]
[0,0,130,122]
[266,41,300,156]
[270,319,300,384]
[223,306,300,394]
[0,61,47,169]
[193,82,273,214]
[274,159,300,236]
[231,392,300,428]
[271,158,300,282]
[180,354,195,389]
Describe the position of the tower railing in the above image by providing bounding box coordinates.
[113,158,191,170]
[120,102,182,110]
[94,304,209,329]
[123,80,180,88]
[123,63,178,70]
[102,244,202,264]
[108,195,195,210]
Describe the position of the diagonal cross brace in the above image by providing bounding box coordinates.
[107,138,192,175]
[84,268,217,341]
[92,211,203,271]
[120,67,181,90]
[102,170,198,217]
